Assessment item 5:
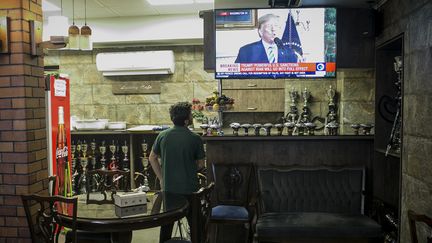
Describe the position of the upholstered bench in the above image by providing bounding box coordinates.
[255,167,382,242]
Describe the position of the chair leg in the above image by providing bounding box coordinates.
[244,223,250,243]
[214,224,218,243]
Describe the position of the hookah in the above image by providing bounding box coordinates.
[109,140,118,170]
[294,88,311,135]
[241,123,252,136]
[78,141,88,194]
[90,139,97,170]
[230,123,241,136]
[99,140,107,170]
[324,85,339,135]
[385,56,402,156]
[122,141,129,171]
[351,124,361,135]
[275,123,284,136]
[285,87,299,123]
[284,87,299,135]
[263,123,273,136]
[253,124,262,136]
[70,141,78,195]
[140,140,150,191]
[199,124,209,136]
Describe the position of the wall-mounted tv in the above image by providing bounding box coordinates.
[215,8,336,79]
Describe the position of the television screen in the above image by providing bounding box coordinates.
[215,8,336,79]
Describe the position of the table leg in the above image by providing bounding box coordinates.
[111,231,132,243]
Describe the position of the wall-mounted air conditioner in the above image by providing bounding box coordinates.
[96,50,175,76]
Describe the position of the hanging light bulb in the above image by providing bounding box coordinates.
[68,0,80,49]
[80,0,92,50]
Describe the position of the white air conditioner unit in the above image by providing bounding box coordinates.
[96,51,175,76]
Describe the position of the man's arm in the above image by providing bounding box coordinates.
[149,150,162,183]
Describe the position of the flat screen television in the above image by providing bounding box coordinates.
[215,8,336,79]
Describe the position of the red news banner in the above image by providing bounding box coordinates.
[219,63,336,73]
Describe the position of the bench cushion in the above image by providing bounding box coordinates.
[256,212,382,239]
[258,167,364,214]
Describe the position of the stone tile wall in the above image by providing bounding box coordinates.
[46,47,374,135]
[375,0,432,242]
[45,46,217,126]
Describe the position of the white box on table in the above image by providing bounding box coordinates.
[114,204,147,218]
[113,191,147,207]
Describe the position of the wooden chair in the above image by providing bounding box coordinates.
[209,163,255,243]
[21,194,78,243]
[48,175,56,196]
[165,182,215,243]
[86,168,130,204]
[408,209,432,243]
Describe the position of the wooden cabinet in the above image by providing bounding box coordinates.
[222,80,284,112]
[337,8,376,68]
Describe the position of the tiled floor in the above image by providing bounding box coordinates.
[132,219,189,243]
[131,227,160,243]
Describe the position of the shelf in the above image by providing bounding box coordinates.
[203,135,374,142]
[71,130,128,135]
[375,148,401,158]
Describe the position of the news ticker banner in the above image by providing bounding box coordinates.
[218,62,336,74]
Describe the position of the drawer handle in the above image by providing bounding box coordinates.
[247,84,257,87]
[247,107,257,110]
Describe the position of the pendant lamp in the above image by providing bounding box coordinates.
[80,0,92,50]
[68,0,80,49]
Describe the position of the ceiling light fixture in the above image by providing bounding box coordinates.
[146,0,193,6]
[44,0,69,46]
[68,0,80,49]
[80,0,92,50]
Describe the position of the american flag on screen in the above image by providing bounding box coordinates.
[282,10,303,57]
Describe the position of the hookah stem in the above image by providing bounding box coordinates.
[65,160,72,197]
[385,107,400,156]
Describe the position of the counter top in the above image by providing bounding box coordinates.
[71,130,373,141]
[201,135,374,141]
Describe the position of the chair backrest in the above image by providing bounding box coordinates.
[190,182,215,243]
[48,176,56,196]
[211,163,253,207]
[258,166,364,214]
[21,194,78,243]
[408,210,432,243]
[86,168,130,204]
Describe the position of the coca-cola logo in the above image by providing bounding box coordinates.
[56,147,68,159]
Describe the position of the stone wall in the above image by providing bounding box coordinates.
[45,46,217,126]
[46,47,374,134]
[375,0,432,242]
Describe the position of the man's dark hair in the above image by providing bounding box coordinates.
[169,102,192,126]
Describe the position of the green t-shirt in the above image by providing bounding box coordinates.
[152,126,205,194]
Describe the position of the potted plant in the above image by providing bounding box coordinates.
[192,98,205,128]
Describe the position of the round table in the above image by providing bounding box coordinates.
[58,191,189,243]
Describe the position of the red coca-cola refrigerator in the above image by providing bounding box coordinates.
[46,74,72,197]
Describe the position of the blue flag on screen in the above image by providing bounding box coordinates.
[282,10,303,56]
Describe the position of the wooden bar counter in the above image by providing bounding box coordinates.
[203,135,373,167]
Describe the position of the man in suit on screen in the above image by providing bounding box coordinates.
[235,13,298,63]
